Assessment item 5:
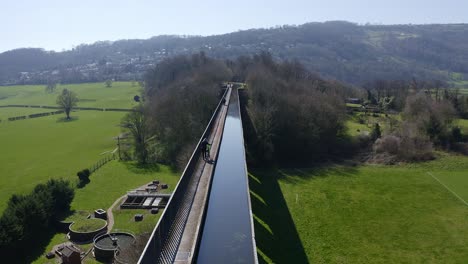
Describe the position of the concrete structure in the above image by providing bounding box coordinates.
[138,87,257,264]
[94,232,136,262]
[94,209,107,220]
[61,245,81,264]
[120,182,172,209]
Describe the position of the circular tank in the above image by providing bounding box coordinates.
[93,232,136,262]
[69,218,108,243]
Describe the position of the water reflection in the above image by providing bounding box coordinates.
[196,90,255,264]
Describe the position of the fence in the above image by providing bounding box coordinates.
[138,88,229,264]
[89,154,116,173]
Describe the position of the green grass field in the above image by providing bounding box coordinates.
[0,107,55,120]
[0,82,180,263]
[346,119,370,136]
[250,154,468,263]
[0,111,124,213]
[346,113,400,136]
[0,82,140,108]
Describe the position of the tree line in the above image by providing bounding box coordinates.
[122,52,353,166]
[122,52,232,167]
[0,179,74,259]
[121,52,468,167]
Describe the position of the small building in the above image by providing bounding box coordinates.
[346,98,362,104]
[61,245,81,264]
[94,209,107,220]
[134,214,144,222]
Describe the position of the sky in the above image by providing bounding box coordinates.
[1,0,467,53]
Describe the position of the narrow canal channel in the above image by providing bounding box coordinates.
[196,89,256,264]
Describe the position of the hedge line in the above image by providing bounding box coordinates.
[0,105,134,112]
[7,110,64,121]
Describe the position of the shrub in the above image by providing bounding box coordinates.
[374,135,401,155]
[370,123,382,141]
[77,169,91,187]
[373,123,434,162]
[451,126,463,142]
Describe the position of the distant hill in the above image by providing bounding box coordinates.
[1,21,468,85]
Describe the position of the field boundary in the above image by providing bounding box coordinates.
[427,172,468,206]
[0,105,133,112]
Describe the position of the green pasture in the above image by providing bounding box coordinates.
[250,154,468,263]
[0,111,124,213]
[346,120,369,136]
[0,82,179,263]
[0,107,55,120]
[0,82,140,108]
[346,112,400,136]
[251,110,468,262]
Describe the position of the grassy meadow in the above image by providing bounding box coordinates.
[250,154,468,263]
[0,111,123,213]
[0,82,180,263]
[0,82,140,108]
[0,107,55,120]
[0,82,141,213]
[251,114,468,263]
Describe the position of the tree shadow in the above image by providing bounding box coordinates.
[249,169,309,264]
[123,162,161,174]
[0,227,59,264]
[276,163,359,185]
[56,116,79,123]
[56,208,77,222]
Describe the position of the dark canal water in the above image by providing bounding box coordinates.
[196,90,256,264]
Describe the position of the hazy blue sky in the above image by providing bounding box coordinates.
[1,0,467,52]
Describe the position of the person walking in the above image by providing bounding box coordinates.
[200,138,211,161]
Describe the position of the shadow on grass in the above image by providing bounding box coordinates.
[56,209,77,222]
[77,179,90,189]
[249,169,309,264]
[124,162,161,174]
[277,164,359,185]
[56,116,79,123]
[249,165,359,263]
[0,228,59,264]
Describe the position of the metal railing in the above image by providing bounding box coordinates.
[138,88,229,264]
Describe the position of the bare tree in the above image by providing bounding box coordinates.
[45,80,57,93]
[56,89,78,120]
[122,108,153,164]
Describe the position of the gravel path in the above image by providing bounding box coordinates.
[106,195,127,233]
